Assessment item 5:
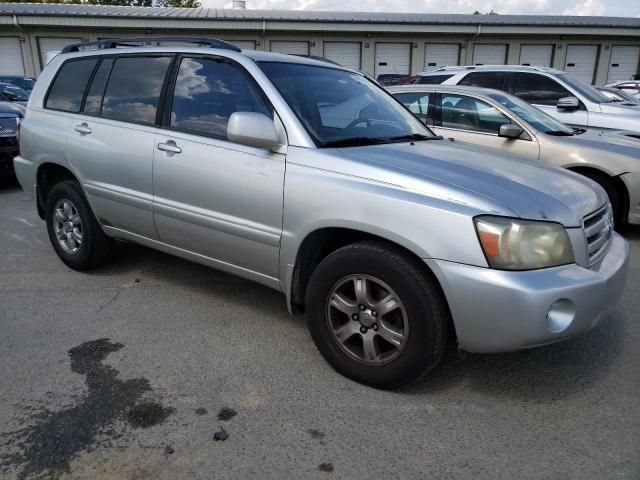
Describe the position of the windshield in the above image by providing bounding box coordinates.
[0,84,29,101]
[487,92,573,134]
[556,73,611,104]
[1,77,35,91]
[258,62,434,147]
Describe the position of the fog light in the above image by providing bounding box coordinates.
[545,299,575,333]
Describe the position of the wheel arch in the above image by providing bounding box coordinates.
[288,227,450,320]
[567,165,630,223]
[35,162,82,220]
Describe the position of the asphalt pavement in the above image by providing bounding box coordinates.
[1,180,638,479]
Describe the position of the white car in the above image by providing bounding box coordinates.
[415,66,640,134]
[605,81,640,100]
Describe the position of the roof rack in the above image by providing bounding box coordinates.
[431,65,551,73]
[61,37,242,54]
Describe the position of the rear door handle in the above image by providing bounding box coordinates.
[73,123,92,135]
[157,141,182,154]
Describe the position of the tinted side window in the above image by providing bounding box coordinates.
[418,74,454,84]
[458,72,506,90]
[45,59,98,112]
[170,57,271,139]
[510,73,570,105]
[83,58,113,115]
[394,92,431,124]
[101,56,171,124]
[441,94,510,134]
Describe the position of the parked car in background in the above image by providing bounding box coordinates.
[376,73,414,86]
[414,66,640,134]
[0,76,36,93]
[0,101,24,180]
[14,38,629,388]
[390,84,640,226]
[597,87,640,104]
[605,80,640,99]
[0,83,30,104]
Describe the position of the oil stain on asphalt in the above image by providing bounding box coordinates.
[0,338,174,480]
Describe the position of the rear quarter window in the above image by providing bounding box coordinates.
[45,59,98,112]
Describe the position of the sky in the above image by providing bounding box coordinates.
[200,0,640,17]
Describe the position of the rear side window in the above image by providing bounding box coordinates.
[394,92,432,124]
[418,74,454,84]
[169,57,271,139]
[45,59,98,112]
[510,73,571,105]
[458,72,506,90]
[101,56,171,125]
[83,58,114,115]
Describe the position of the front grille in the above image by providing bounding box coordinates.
[0,117,17,136]
[583,205,614,266]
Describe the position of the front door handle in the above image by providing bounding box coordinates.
[157,140,182,154]
[73,123,92,135]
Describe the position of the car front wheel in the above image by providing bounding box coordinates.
[305,241,449,389]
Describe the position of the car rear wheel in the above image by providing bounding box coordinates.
[305,241,449,389]
[45,180,113,270]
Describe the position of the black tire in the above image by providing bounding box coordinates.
[45,180,113,270]
[305,241,449,389]
[580,171,624,226]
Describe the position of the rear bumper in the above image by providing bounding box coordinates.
[12,154,37,196]
[426,233,629,353]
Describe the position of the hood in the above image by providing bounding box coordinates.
[600,102,640,114]
[0,101,25,117]
[338,140,607,227]
[561,128,640,154]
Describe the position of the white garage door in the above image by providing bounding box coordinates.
[473,44,507,65]
[270,41,309,55]
[229,40,256,50]
[375,43,411,76]
[564,45,598,84]
[520,44,554,67]
[0,37,25,75]
[607,46,640,84]
[38,37,82,67]
[324,42,361,70]
[424,44,459,71]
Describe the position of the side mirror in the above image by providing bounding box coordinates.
[498,124,524,139]
[2,91,18,101]
[227,112,281,150]
[557,96,580,110]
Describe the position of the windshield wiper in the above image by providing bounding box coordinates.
[321,137,387,148]
[545,130,576,136]
[389,133,443,142]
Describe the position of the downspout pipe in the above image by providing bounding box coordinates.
[467,24,482,64]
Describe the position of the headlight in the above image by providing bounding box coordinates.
[474,216,574,270]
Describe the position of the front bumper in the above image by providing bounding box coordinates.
[0,138,17,177]
[426,233,629,353]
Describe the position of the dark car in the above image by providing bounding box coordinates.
[375,73,416,86]
[0,102,23,180]
[0,83,30,104]
[0,75,36,93]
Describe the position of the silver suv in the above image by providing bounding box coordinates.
[14,38,629,389]
[416,66,640,134]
